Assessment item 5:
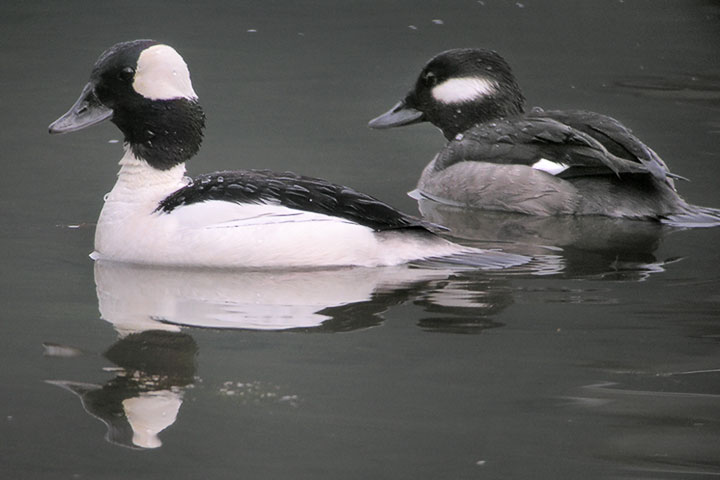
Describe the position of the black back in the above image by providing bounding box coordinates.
[157,169,443,233]
[537,109,673,181]
[433,112,673,184]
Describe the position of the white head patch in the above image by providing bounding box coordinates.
[431,77,497,104]
[133,44,197,100]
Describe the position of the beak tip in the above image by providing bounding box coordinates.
[367,117,386,129]
[368,100,425,130]
[48,117,72,135]
[48,82,113,136]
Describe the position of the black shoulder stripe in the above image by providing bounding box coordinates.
[540,109,674,182]
[156,169,442,233]
[433,115,670,182]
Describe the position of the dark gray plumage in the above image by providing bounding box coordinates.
[369,48,720,225]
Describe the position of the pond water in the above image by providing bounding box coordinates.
[2,1,719,479]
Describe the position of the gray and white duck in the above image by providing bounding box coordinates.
[369,48,720,226]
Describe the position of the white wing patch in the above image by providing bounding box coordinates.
[532,158,569,176]
[431,77,497,104]
[133,44,197,100]
[143,200,383,267]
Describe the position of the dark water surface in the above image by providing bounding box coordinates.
[2,1,720,479]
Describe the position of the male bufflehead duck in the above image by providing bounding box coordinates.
[49,40,526,268]
[369,48,720,225]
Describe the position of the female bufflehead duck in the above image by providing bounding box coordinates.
[49,40,525,268]
[369,48,720,225]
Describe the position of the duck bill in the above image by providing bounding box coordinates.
[49,82,113,134]
[368,100,425,129]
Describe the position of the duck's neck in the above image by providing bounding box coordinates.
[441,97,525,141]
[111,97,205,170]
[107,148,189,204]
[94,149,190,262]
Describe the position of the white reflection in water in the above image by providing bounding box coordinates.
[94,260,465,333]
[42,217,684,451]
[45,260,521,449]
[122,391,183,449]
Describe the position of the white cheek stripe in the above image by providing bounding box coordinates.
[532,158,569,176]
[133,44,197,100]
[431,77,497,104]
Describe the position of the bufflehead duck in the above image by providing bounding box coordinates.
[369,48,720,225]
[49,40,526,268]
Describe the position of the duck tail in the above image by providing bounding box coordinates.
[414,247,532,271]
[661,204,720,228]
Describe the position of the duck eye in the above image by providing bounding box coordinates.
[422,70,438,87]
[118,66,135,82]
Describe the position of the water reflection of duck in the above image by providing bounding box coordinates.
[416,199,681,281]
[46,330,196,449]
[44,230,679,449]
[92,260,518,332]
[45,261,526,449]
